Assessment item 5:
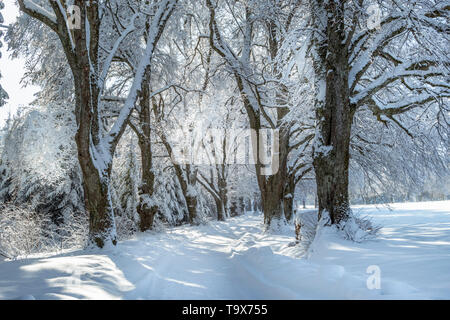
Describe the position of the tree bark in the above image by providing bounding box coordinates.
[311,0,352,225]
[284,198,293,221]
[214,197,225,221]
[71,3,117,247]
[283,176,295,222]
[257,118,290,227]
[217,176,228,220]
[261,191,284,226]
[185,193,198,224]
[135,69,159,232]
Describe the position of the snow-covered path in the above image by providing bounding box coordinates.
[0,201,449,299]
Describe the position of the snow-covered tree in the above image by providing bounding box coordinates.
[0,104,87,256]
[204,0,313,229]
[303,0,449,228]
[17,0,178,247]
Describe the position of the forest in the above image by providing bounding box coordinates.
[0,0,448,301]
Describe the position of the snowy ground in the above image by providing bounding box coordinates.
[0,201,449,300]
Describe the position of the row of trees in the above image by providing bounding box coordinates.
[0,0,448,249]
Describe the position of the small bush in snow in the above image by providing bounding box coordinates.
[340,214,381,242]
[294,210,381,253]
[0,204,88,259]
[316,210,381,243]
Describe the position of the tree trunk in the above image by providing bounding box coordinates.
[78,161,116,248]
[218,176,228,219]
[74,75,117,248]
[136,69,159,232]
[311,0,352,225]
[214,197,225,221]
[261,191,284,226]
[255,20,292,228]
[72,5,117,248]
[257,123,290,227]
[283,175,295,221]
[284,195,294,222]
[186,194,198,224]
[137,132,158,231]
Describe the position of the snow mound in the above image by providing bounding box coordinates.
[340,214,381,242]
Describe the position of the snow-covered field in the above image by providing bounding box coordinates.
[0,201,449,300]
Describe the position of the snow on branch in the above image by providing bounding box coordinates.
[370,92,447,114]
[18,0,57,29]
[349,18,405,90]
[98,12,140,95]
[105,0,177,150]
[351,58,445,107]
[349,4,449,92]
[55,0,75,52]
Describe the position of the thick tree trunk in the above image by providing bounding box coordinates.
[183,166,200,225]
[214,197,225,221]
[76,152,116,248]
[136,69,159,232]
[169,157,199,226]
[241,199,246,213]
[283,175,295,221]
[313,127,351,225]
[74,77,117,247]
[137,132,158,231]
[311,1,352,225]
[261,191,284,226]
[257,120,290,228]
[255,21,293,228]
[256,158,288,226]
[178,166,199,225]
[72,5,117,248]
[283,194,294,222]
[218,177,228,217]
[186,194,198,224]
